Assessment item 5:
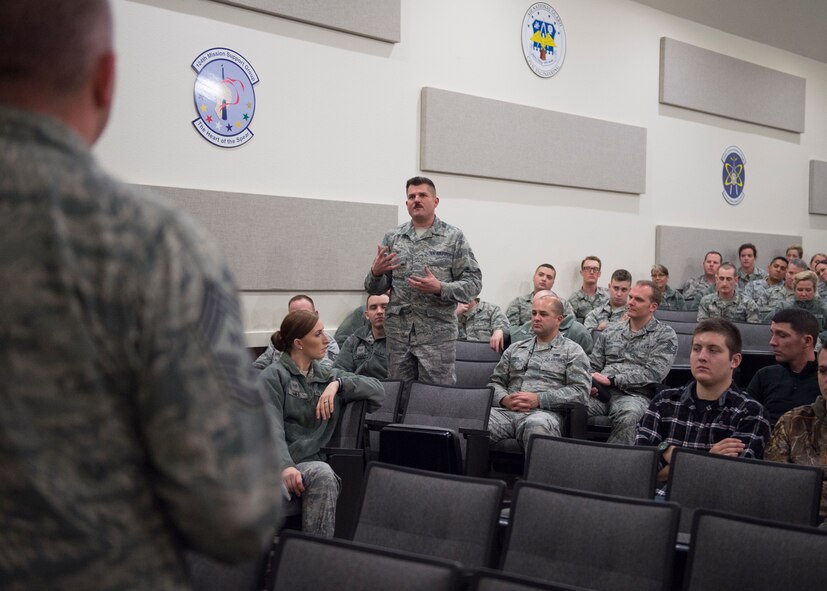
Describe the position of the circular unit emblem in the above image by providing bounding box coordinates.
[191,48,259,148]
[721,146,746,205]
[521,3,566,78]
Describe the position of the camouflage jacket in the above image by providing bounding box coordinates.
[488,334,591,407]
[744,281,792,320]
[253,333,338,369]
[365,217,482,345]
[697,292,761,324]
[765,398,827,525]
[506,291,575,327]
[333,326,388,379]
[780,298,827,329]
[567,287,610,320]
[510,313,594,355]
[590,318,678,398]
[583,303,627,330]
[258,352,384,469]
[660,286,686,311]
[681,275,716,311]
[0,109,281,589]
[458,300,509,341]
[333,305,368,347]
[737,266,768,290]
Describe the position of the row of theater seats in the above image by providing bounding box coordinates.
[190,450,824,591]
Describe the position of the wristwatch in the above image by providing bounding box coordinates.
[657,440,671,463]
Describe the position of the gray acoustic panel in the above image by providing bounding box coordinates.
[420,87,647,194]
[144,185,398,291]
[659,37,806,133]
[809,160,827,215]
[656,225,801,288]
[209,0,400,43]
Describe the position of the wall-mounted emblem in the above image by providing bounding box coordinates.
[191,48,258,148]
[721,146,746,205]
[521,3,566,78]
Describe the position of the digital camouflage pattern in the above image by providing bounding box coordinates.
[737,266,768,290]
[458,300,509,341]
[0,110,281,589]
[659,285,686,311]
[507,291,575,326]
[567,287,609,320]
[744,280,791,320]
[682,276,715,311]
[365,217,482,346]
[697,292,761,324]
[583,303,627,330]
[510,313,594,355]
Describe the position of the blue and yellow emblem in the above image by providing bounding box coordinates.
[721,146,746,205]
[521,3,566,78]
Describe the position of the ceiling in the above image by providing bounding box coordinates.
[633,0,827,64]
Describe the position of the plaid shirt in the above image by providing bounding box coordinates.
[635,381,771,496]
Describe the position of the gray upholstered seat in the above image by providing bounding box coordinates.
[456,339,503,362]
[684,510,827,591]
[455,359,499,388]
[351,462,505,569]
[503,482,679,591]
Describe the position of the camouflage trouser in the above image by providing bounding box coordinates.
[296,461,341,538]
[488,407,564,449]
[386,336,456,385]
[587,389,649,445]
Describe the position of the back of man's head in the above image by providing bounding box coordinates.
[771,308,819,345]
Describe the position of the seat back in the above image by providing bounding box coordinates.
[352,462,505,569]
[524,436,658,499]
[403,381,492,437]
[666,448,822,533]
[472,569,588,591]
[378,424,462,474]
[272,531,461,591]
[654,309,699,323]
[328,399,367,449]
[663,320,696,335]
[732,321,772,352]
[503,482,679,591]
[366,380,405,458]
[185,551,267,591]
[455,359,499,388]
[456,339,502,362]
[684,510,827,591]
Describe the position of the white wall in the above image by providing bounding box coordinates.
[99,0,827,344]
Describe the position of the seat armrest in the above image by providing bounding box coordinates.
[321,446,365,457]
[459,427,491,439]
[545,402,588,440]
[365,418,392,431]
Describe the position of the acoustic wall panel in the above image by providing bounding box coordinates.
[420,87,647,194]
[210,0,401,43]
[655,225,800,288]
[659,37,806,133]
[144,185,398,291]
[809,160,827,216]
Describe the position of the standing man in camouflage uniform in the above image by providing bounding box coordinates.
[744,256,789,319]
[334,293,389,379]
[366,176,482,384]
[568,256,610,320]
[456,298,510,352]
[589,281,679,444]
[682,251,722,311]
[488,295,591,449]
[698,263,761,323]
[737,242,768,290]
[0,1,281,587]
[506,263,576,327]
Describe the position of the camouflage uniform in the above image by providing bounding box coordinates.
[780,298,827,341]
[583,303,627,331]
[254,335,338,370]
[567,287,610,320]
[819,281,827,301]
[681,276,716,311]
[507,291,575,327]
[365,217,482,384]
[697,292,761,324]
[258,352,384,536]
[458,300,509,341]
[510,313,594,355]
[333,326,388,379]
[737,267,768,290]
[0,110,281,589]
[743,280,791,320]
[660,286,686,311]
[765,397,827,527]
[589,318,679,444]
[488,334,591,448]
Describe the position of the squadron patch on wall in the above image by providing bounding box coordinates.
[521,3,566,78]
[191,48,258,148]
[721,146,746,205]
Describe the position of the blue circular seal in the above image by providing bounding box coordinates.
[191,48,259,148]
[721,146,746,205]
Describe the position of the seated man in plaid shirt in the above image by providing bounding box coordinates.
[635,318,771,497]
